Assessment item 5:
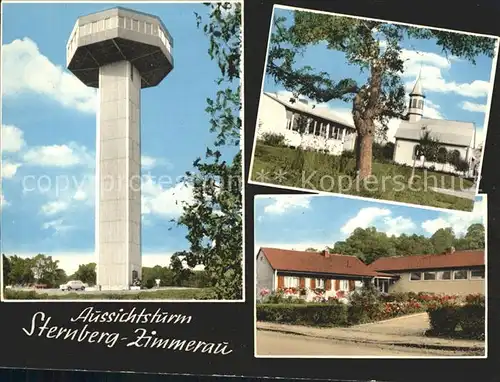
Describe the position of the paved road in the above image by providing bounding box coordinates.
[349,313,430,337]
[256,330,474,357]
[430,187,476,200]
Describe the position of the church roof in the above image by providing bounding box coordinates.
[410,74,424,97]
[263,92,355,129]
[394,118,475,147]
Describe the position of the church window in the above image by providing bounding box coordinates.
[418,99,424,109]
[413,144,422,159]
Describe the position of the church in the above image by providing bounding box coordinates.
[393,75,478,177]
[256,76,478,177]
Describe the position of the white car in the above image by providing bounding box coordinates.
[60,280,86,291]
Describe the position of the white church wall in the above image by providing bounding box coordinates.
[394,139,471,175]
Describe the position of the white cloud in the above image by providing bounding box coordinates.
[383,216,416,237]
[2,38,97,113]
[40,200,70,216]
[23,142,93,167]
[2,161,21,179]
[423,99,444,119]
[142,156,157,170]
[142,177,194,218]
[421,197,485,236]
[461,101,487,113]
[2,124,26,153]
[73,189,87,201]
[263,194,313,215]
[401,49,491,98]
[42,219,74,234]
[341,207,391,235]
[0,192,9,210]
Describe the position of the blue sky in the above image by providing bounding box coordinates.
[254,194,486,251]
[1,2,240,272]
[263,6,499,145]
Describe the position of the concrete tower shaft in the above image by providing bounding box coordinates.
[66,7,173,290]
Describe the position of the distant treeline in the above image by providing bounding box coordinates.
[2,252,212,289]
[306,223,485,264]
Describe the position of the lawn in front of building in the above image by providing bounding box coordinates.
[251,143,474,211]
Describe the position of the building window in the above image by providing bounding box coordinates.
[284,276,299,288]
[340,280,349,290]
[418,99,424,109]
[470,269,485,279]
[410,272,422,281]
[453,270,468,280]
[437,271,452,280]
[423,272,436,281]
[145,22,152,34]
[315,279,325,289]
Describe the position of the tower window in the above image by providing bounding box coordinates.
[418,99,424,109]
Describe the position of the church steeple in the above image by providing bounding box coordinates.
[408,72,425,122]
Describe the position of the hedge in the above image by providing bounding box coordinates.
[257,303,348,327]
[427,303,485,339]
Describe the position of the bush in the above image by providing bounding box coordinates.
[259,133,287,147]
[144,278,155,289]
[428,306,462,334]
[257,303,348,327]
[348,283,384,324]
[460,305,484,338]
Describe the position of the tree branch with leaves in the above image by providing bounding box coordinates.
[175,2,242,300]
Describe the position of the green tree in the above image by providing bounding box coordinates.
[393,234,435,256]
[73,263,97,285]
[333,227,396,264]
[2,254,11,286]
[9,256,35,285]
[430,228,456,253]
[31,254,66,287]
[170,252,193,287]
[455,223,485,250]
[267,11,495,179]
[177,2,242,299]
[142,265,174,287]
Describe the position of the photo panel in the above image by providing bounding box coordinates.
[254,193,487,358]
[249,4,499,213]
[1,1,243,302]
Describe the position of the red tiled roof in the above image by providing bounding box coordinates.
[259,247,391,277]
[369,250,485,272]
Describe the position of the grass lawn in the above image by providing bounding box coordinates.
[251,144,474,211]
[4,288,215,300]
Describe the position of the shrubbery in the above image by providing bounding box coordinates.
[257,303,348,327]
[427,293,485,339]
[258,133,287,147]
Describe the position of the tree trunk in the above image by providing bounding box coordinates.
[358,133,374,180]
